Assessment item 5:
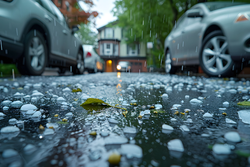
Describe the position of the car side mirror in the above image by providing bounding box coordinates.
[186,9,203,18]
[71,25,80,34]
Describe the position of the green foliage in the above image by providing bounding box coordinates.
[72,88,82,93]
[76,23,97,45]
[0,64,19,77]
[237,101,250,106]
[235,150,250,157]
[80,98,127,111]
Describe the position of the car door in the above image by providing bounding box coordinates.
[169,15,187,61]
[182,8,204,59]
[40,0,63,57]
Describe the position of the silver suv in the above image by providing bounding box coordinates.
[0,0,84,75]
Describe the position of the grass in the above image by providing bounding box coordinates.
[0,64,20,77]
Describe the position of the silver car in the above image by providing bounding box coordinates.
[164,2,250,77]
[0,0,84,75]
[82,45,104,73]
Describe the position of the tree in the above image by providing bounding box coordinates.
[76,22,97,45]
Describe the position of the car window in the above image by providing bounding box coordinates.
[204,2,247,11]
[49,1,66,25]
[40,0,55,16]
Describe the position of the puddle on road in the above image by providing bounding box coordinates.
[0,73,250,166]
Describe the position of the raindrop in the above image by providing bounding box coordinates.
[70,66,72,72]
[12,69,15,80]
[34,29,36,36]
[181,65,183,71]
[142,20,144,25]
[5,49,8,54]
[142,31,143,39]
[0,40,3,50]
[16,28,18,36]
[177,43,179,50]
[150,30,151,37]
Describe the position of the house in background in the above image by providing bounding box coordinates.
[97,22,147,72]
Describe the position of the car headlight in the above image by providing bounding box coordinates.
[235,13,250,23]
[117,65,121,70]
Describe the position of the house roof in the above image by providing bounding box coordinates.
[97,20,119,32]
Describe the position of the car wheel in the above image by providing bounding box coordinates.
[165,50,177,74]
[73,50,84,75]
[17,30,47,75]
[200,30,236,77]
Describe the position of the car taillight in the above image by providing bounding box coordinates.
[86,52,92,57]
[235,13,249,23]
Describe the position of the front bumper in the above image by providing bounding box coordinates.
[0,36,23,61]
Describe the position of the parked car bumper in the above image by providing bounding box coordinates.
[0,36,23,61]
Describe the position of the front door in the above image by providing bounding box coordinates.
[106,60,113,72]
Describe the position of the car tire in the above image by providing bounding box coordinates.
[73,50,84,75]
[17,30,47,75]
[165,50,177,74]
[199,30,238,77]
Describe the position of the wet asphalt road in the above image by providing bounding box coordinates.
[0,72,250,167]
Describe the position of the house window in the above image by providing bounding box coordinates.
[105,28,114,38]
[58,0,62,7]
[65,1,70,11]
[113,44,118,56]
[127,44,139,56]
[104,43,113,55]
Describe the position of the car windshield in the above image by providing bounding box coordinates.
[204,2,247,11]
[119,62,130,66]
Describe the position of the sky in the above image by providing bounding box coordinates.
[79,0,117,32]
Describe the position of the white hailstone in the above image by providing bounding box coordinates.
[32,92,44,98]
[238,110,250,124]
[121,144,143,158]
[24,95,31,102]
[203,112,213,118]
[189,98,203,105]
[228,89,237,94]
[9,118,17,124]
[162,124,174,130]
[10,101,23,108]
[3,106,9,111]
[0,112,6,117]
[108,118,119,124]
[184,118,193,123]
[20,104,37,111]
[172,104,181,109]
[180,125,190,132]
[2,149,18,158]
[242,89,248,94]
[1,100,12,106]
[155,104,162,109]
[123,126,137,134]
[46,123,59,129]
[224,132,241,143]
[144,110,151,115]
[226,118,236,124]
[139,111,145,116]
[32,111,41,118]
[33,83,42,89]
[44,129,54,135]
[171,118,177,122]
[168,139,184,152]
[62,87,71,92]
[198,97,204,100]
[201,134,210,137]
[217,94,221,98]
[166,87,172,92]
[219,108,226,111]
[162,93,168,99]
[213,144,231,155]
[100,131,109,137]
[13,82,19,87]
[24,144,36,155]
[104,136,128,145]
[14,92,22,99]
[57,97,66,104]
[65,112,73,117]
[223,101,229,107]
[1,126,20,133]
